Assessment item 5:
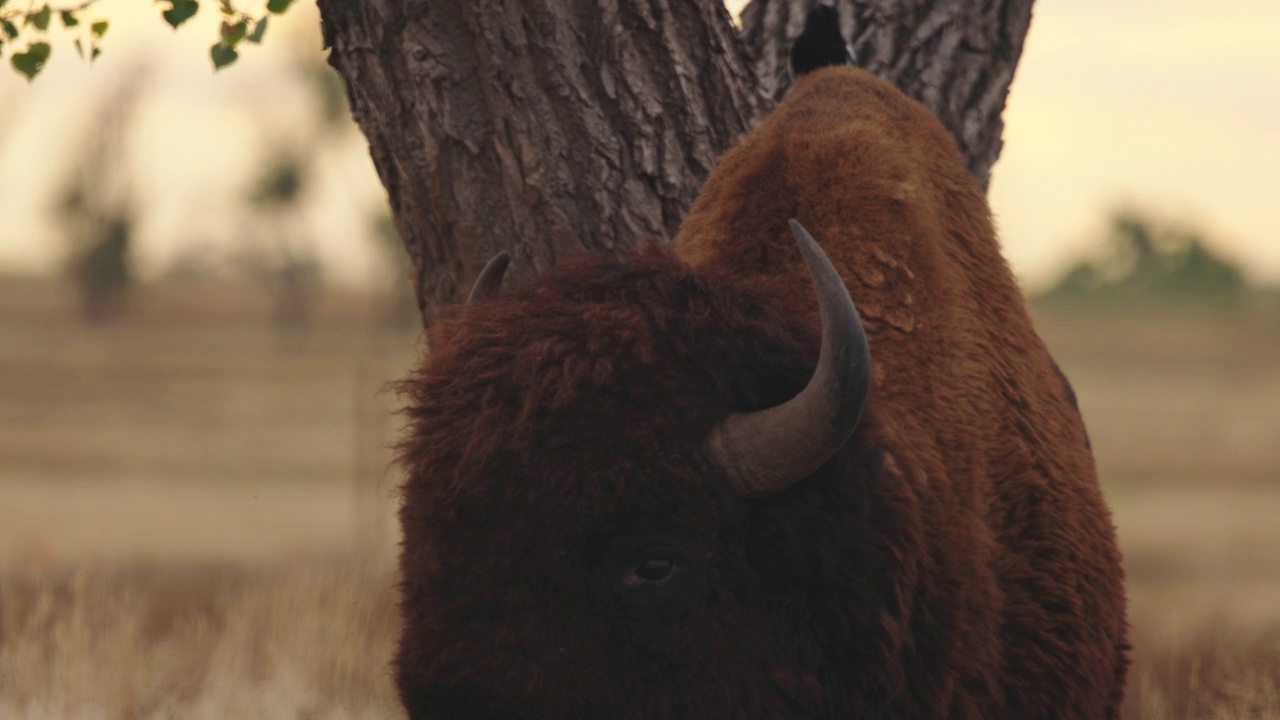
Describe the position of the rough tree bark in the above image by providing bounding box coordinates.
[316,1,763,324]
[741,0,1033,188]
[316,0,1034,325]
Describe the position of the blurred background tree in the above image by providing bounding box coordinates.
[1044,208,1247,309]
[235,149,322,330]
[228,54,415,333]
[55,68,147,323]
[367,207,417,332]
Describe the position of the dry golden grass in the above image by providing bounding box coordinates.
[1,279,411,718]
[1125,620,1280,719]
[1039,303,1280,718]
[0,279,1277,718]
[1115,486,1280,719]
[0,560,402,719]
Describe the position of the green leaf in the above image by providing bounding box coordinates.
[28,5,51,31]
[11,41,51,80]
[91,20,108,37]
[210,41,237,69]
[220,18,246,46]
[91,46,101,62]
[74,37,82,58]
[218,0,233,15]
[60,10,78,27]
[266,0,292,15]
[246,16,267,44]
[0,18,16,40]
[161,0,198,29]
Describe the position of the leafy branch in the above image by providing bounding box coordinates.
[1,0,106,80]
[160,0,294,70]
[0,0,295,80]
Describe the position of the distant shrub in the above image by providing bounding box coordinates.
[1044,208,1246,307]
[66,213,133,324]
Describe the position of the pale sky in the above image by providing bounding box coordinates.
[988,0,1280,287]
[1,0,1277,289]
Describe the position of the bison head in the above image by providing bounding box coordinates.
[396,224,904,719]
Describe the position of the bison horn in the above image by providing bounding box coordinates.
[707,220,871,496]
[467,251,510,302]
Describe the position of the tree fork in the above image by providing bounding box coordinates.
[317,0,1034,324]
[741,0,1034,188]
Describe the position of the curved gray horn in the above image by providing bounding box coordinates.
[707,220,871,496]
[467,252,510,302]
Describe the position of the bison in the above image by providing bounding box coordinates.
[395,9,1128,719]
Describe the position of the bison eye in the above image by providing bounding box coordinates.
[624,557,675,587]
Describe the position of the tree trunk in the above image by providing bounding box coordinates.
[316,0,764,325]
[316,0,1033,324]
[740,0,1034,189]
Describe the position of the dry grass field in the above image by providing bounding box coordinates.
[1041,305,1280,718]
[1,278,1278,718]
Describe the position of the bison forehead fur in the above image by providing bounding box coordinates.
[395,67,1128,720]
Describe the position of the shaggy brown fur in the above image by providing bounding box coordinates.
[395,66,1128,719]
[675,65,1129,716]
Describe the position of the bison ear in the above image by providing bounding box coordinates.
[790,5,857,77]
[467,252,510,302]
